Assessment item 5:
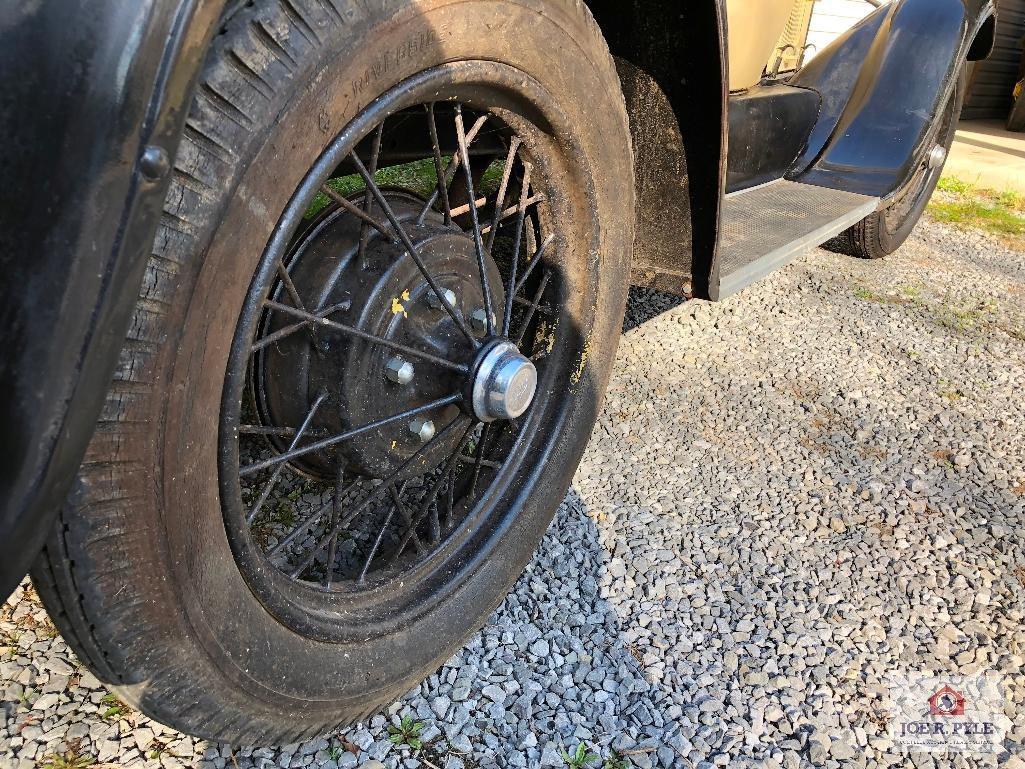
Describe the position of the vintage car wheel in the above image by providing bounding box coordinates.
[31,0,632,743]
[836,66,965,260]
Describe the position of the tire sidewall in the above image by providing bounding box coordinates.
[143,0,631,716]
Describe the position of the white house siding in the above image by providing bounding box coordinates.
[805,0,873,59]
[803,0,1025,120]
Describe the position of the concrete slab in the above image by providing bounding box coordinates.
[946,119,1025,194]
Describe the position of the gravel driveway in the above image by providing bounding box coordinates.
[3,219,1024,769]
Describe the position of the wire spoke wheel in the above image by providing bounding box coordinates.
[220,72,580,637]
[32,0,632,740]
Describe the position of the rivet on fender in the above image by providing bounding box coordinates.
[139,145,170,182]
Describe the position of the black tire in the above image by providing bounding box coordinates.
[31,0,632,744]
[835,66,966,259]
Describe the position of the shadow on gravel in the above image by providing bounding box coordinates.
[187,487,675,767]
[623,286,687,333]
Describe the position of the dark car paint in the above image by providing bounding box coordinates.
[0,0,222,600]
[788,0,996,197]
[585,0,727,299]
[726,84,821,194]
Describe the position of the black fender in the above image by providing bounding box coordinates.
[0,0,223,600]
[585,0,727,299]
[788,0,996,198]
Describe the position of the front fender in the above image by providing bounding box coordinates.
[0,0,223,600]
[788,0,995,198]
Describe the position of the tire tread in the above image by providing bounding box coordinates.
[32,0,627,743]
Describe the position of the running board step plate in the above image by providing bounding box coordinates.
[717,181,879,299]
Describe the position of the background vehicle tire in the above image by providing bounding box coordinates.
[31,0,633,744]
[833,66,966,260]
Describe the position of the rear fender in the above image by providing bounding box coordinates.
[789,0,996,198]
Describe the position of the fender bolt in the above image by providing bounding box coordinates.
[427,287,457,310]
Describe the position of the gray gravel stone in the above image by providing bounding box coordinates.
[3,220,1024,768]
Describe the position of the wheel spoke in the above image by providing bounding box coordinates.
[351,151,480,347]
[357,487,398,583]
[447,196,487,219]
[320,183,395,239]
[426,103,453,227]
[512,233,554,298]
[263,300,468,373]
[515,268,552,347]
[469,423,492,499]
[389,421,475,564]
[288,417,471,578]
[429,489,442,544]
[246,390,328,524]
[251,301,350,352]
[479,194,545,237]
[267,490,341,558]
[321,464,346,588]
[240,424,328,437]
[444,465,455,531]
[273,261,327,354]
[240,393,462,477]
[389,483,426,556]
[417,113,488,224]
[457,453,501,470]
[486,138,522,252]
[454,104,496,336]
[512,294,555,316]
[357,122,386,269]
[502,162,533,336]
[276,262,306,315]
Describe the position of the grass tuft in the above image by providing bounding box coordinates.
[929,176,1025,247]
[562,743,600,768]
[304,155,508,219]
[39,745,94,769]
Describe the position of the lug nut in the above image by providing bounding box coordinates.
[385,356,414,385]
[409,418,436,444]
[469,307,495,335]
[427,287,457,310]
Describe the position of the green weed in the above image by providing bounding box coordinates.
[562,743,600,768]
[929,176,1025,247]
[387,715,425,751]
[39,748,94,769]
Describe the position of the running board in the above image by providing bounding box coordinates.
[717,181,879,299]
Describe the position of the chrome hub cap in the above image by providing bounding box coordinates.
[471,341,538,422]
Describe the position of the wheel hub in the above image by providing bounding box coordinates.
[470,341,537,422]
[257,191,516,479]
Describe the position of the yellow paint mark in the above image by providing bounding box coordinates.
[533,318,557,358]
[391,289,411,317]
[570,337,590,385]
[390,440,397,450]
